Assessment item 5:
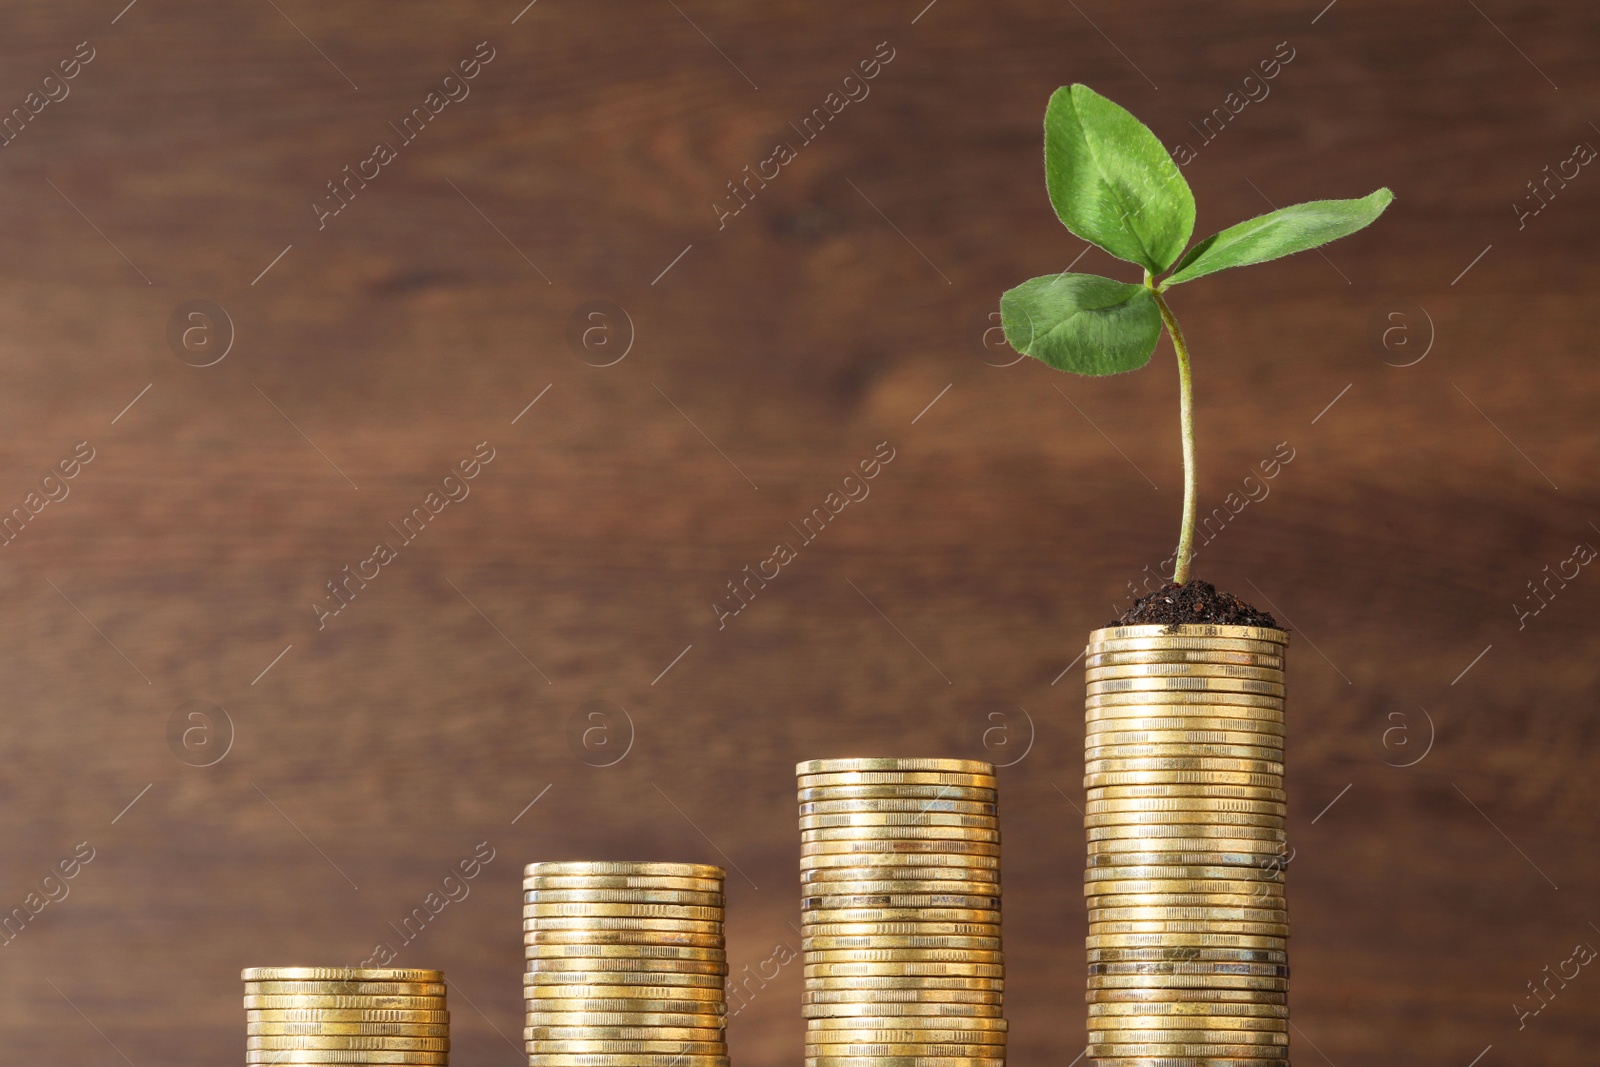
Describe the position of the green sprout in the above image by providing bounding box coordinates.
[1002,84,1392,585]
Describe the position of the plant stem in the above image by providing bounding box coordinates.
[1148,282,1196,586]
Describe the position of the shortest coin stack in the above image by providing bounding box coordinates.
[797,757,1007,1067]
[524,861,729,1067]
[242,966,449,1066]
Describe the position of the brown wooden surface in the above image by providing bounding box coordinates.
[0,1,1596,1063]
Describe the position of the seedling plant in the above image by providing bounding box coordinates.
[1001,85,1391,584]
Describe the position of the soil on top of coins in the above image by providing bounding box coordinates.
[1112,579,1282,631]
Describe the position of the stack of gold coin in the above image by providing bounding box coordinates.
[796,757,1006,1067]
[524,861,729,1067]
[242,966,448,1066]
[1082,623,1291,1065]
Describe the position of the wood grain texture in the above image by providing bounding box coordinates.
[0,1,1595,1063]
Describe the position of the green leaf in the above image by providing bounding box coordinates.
[1164,188,1395,286]
[1044,84,1195,274]
[999,272,1162,376]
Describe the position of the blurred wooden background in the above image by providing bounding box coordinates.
[0,1,1595,1063]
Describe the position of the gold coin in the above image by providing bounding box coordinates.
[1085,863,1282,881]
[807,1016,1006,1031]
[1085,755,1284,775]
[803,862,999,879]
[802,827,1001,843]
[805,1038,1007,1049]
[244,982,448,997]
[523,1027,724,1042]
[1089,916,1288,932]
[523,1012,725,1028]
[804,976,1004,991]
[1086,822,1285,842]
[1087,721,1286,743]
[528,959,726,976]
[800,844,998,863]
[525,903,724,920]
[804,995,1003,1012]
[1085,728,1284,748]
[805,948,1004,963]
[243,996,446,1010]
[525,862,724,879]
[798,771,997,788]
[1085,772,1282,790]
[803,1046,1003,1061]
[797,758,996,776]
[805,1005,1002,1018]
[804,986,1002,1001]
[1088,984,1285,1003]
[1087,957,1289,975]
[1090,624,1288,644]
[247,1023,452,1037]
[241,967,443,983]
[806,1039,1006,1053]
[1088,837,1284,855]
[1088,703,1286,729]
[805,962,1004,977]
[1086,743,1284,763]
[803,922,1001,938]
[1089,999,1286,1016]
[803,936,1002,952]
[245,1055,446,1065]
[525,932,724,948]
[245,1009,449,1023]
[802,1057,1002,1067]
[1085,933,1285,950]
[1086,649,1284,669]
[1085,662,1283,681]
[802,870,999,885]
[803,860,999,878]
[1086,802,1285,821]
[525,889,724,906]
[1085,811,1284,829]
[1085,878,1280,897]
[1087,692,1283,711]
[802,799,998,817]
[1086,784,1287,802]
[802,840,1001,857]
[799,813,999,830]
[1083,1044,1285,1059]
[1087,894,1284,912]
[526,944,726,960]
[798,786,998,803]
[1087,974,1288,991]
[526,971,723,986]
[524,996,725,1010]
[526,916,720,931]
[525,984,723,1000]
[1086,852,1283,871]
[525,1056,730,1067]
[1088,1020,1286,1038]
[526,1041,727,1054]
[1086,946,1285,964]
[803,893,1002,910]
[1088,644,1289,665]
[804,1005,1004,1020]
[802,885,1000,903]
[525,876,723,893]
[803,909,1001,926]
[247,1037,450,1051]
[806,1040,1005,1054]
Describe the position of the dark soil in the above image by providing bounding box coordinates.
[1112,580,1283,631]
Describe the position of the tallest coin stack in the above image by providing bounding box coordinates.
[797,757,1007,1067]
[1082,624,1291,1066]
